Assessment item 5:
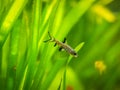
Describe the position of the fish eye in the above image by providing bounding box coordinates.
[73,52,78,57]
[73,52,77,55]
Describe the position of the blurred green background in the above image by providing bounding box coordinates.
[0,0,120,90]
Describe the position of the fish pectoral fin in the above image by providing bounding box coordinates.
[59,47,63,51]
[62,38,66,43]
[54,43,57,47]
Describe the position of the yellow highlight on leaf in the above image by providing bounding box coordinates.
[95,60,106,75]
[92,4,116,23]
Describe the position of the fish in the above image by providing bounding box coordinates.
[44,32,78,57]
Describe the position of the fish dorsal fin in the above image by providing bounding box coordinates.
[62,38,66,43]
[58,38,66,51]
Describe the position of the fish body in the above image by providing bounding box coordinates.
[44,32,78,57]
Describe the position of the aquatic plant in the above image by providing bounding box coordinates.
[0,0,120,90]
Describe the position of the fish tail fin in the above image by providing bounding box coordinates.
[44,32,55,42]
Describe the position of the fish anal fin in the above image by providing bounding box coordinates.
[54,43,57,47]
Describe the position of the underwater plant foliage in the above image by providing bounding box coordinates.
[0,0,120,90]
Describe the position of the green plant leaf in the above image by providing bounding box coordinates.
[0,0,28,48]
